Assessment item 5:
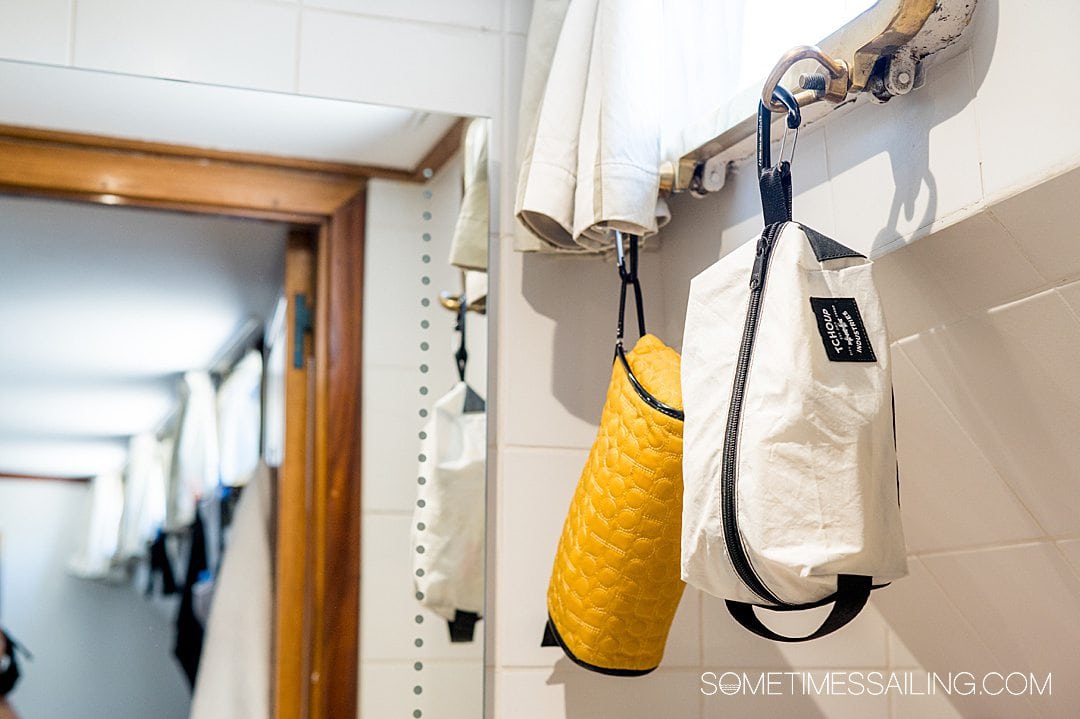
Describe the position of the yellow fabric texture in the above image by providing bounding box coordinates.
[547,334,685,674]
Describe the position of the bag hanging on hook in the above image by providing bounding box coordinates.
[542,232,686,675]
[680,89,907,642]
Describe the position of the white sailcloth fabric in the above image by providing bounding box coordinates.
[411,382,486,620]
[448,118,490,271]
[115,433,168,561]
[68,471,125,580]
[168,370,219,530]
[190,461,274,719]
[681,222,907,606]
[216,350,264,488]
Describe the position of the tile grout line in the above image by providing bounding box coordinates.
[300,5,502,35]
[68,0,78,65]
[909,538,1051,561]
[965,48,987,212]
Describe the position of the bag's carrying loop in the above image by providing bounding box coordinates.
[757,87,800,226]
[612,231,683,421]
[725,575,872,642]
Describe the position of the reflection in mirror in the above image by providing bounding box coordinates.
[0,197,286,719]
[0,59,487,719]
[360,118,489,719]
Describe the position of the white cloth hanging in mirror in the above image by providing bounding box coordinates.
[411,382,486,621]
[190,461,273,719]
[67,471,125,580]
[169,370,219,530]
[216,350,263,488]
[115,433,168,562]
[449,118,490,272]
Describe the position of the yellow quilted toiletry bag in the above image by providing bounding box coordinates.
[543,234,685,676]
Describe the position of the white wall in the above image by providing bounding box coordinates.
[5,0,1080,717]
[0,480,189,719]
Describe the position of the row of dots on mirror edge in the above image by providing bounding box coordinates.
[413,176,433,718]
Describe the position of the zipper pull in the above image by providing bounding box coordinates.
[749,234,771,290]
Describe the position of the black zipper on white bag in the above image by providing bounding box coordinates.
[721,220,788,606]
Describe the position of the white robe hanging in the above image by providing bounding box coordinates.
[513,1,744,253]
[514,0,669,252]
[189,461,273,719]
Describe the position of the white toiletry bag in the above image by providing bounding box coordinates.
[680,214,908,642]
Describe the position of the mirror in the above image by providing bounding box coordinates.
[0,60,488,719]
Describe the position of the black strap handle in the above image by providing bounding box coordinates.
[759,163,792,226]
[726,574,872,643]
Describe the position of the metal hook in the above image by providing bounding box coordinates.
[761,45,850,113]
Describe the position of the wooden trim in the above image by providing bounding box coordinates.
[0,120,466,187]
[274,230,317,719]
[0,135,367,218]
[0,123,416,182]
[0,471,92,483]
[311,191,365,717]
[409,117,467,181]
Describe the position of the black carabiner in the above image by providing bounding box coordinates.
[757,85,801,173]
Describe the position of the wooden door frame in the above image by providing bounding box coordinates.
[0,122,465,719]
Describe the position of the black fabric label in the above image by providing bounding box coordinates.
[808,297,877,363]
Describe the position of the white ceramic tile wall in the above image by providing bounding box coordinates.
[302,0,502,32]
[891,347,1042,553]
[299,9,502,117]
[73,0,300,92]
[921,544,1080,713]
[972,0,1080,202]
[0,0,71,65]
[824,55,982,256]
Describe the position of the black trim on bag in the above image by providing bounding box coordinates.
[616,343,684,421]
[541,615,658,677]
[800,224,865,263]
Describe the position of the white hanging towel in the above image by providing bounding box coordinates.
[169,370,219,530]
[514,0,670,253]
[68,471,125,580]
[216,350,264,488]
[190,461,274,719]
[411,382,486,620]
[448,118,490,271]
[115,433,168,561]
